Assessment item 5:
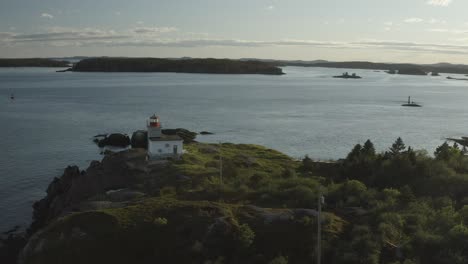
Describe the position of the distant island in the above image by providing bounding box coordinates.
[296,61,468,75]
[333,72,362,79]
[0,58,70,67]
[386,68,427,76]
[6,57,468,76]
[446,76,468,81]
[243,59,468,75]
[71,58,284,75]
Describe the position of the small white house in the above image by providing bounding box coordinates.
[147,115,184,159]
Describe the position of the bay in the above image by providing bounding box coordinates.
[1,66,468,231]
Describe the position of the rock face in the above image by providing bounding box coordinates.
[162,128,197,143]
[131,130,148,149]
[200,131,214,135]
[94,133,130,148]
[29,149,148,234]
[0,227,27,264]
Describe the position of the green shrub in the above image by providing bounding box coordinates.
[269,255,288,264]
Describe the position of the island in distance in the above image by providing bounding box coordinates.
[333,72,362,79]
[386,68,427,75]
[70,57,285,75]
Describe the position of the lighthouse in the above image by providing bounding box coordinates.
[147,114,184,159]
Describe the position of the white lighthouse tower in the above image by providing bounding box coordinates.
[147,114,184,159]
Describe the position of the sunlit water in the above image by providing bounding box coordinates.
[1,66,468,231]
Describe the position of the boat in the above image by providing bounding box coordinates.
[10,94,14,100]
[402,96,421,107]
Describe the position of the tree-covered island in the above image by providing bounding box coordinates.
[71,58,285,75]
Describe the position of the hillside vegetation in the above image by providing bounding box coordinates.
[17,139,468,264]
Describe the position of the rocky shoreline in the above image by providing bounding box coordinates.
[0,127,207,263]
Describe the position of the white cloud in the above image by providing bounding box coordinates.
[266,5,274,10]
[133,26,178,34]
[402,18,446,25]
[136,21,144,25]
[384,21,393,26]
[404,18,424,23]
[427,28,468,34]
[41,13,54,19]
[115,11,121,16]
[426,0,453,6]
[4,26,468,56]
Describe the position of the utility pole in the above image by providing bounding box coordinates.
[219,142,223,184]
[317,190,324,264]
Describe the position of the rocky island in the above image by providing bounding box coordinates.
[71,58,285,75]
[333,72,362,79]
[0,59,70,67]
[5,135,468,264]
[446,76,468,81]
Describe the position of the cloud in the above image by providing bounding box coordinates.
[427,28,468,34]
[266,5,274,10]
[384,22,393,26]
[41,13,54,19]
[4,28,128,43]
[114,11,121,16]
[428,18,446,24]
[404,18,424,23]
[426,0,452,6]
[403,18,446,24]
[133,27,178,34]
[3,26,468,56]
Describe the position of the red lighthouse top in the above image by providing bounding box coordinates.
[148,114,161,128]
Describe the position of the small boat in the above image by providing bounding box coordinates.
[402,96,421,107]
[10,94,14,100]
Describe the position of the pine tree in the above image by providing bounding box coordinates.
[362,139,376,158]
[389,137,406,156]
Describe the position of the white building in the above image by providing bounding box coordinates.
[147,115,184,159]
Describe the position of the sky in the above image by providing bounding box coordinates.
[1,0,468,63]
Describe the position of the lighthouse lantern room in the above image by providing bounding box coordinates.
[147,114,184,159]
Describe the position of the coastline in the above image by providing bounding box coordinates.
[4,135,468,263]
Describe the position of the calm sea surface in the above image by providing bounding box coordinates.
[1,66,468,231]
